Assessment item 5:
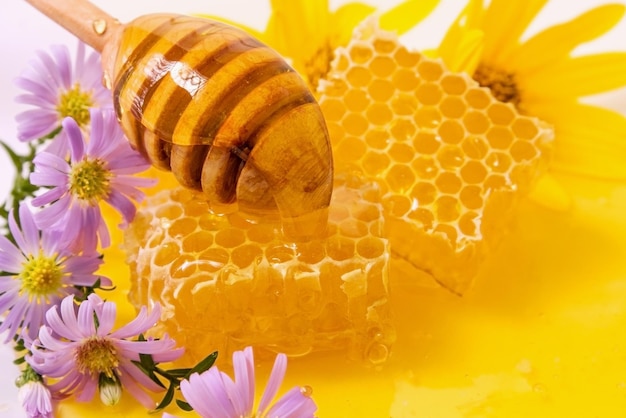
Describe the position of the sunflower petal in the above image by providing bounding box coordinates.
[528,173,573,212]
[482,0,549,65]
[511,4,626,73]
[330,3,376,47]
[440,29,485,73]
[530,102,626,180]
[524,53,626,99]
[379,0,439,35]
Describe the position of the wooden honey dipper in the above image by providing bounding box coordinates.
[25,0,334,239]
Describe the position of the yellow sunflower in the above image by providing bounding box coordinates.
[201,0,439,90]
[436,0,626,201]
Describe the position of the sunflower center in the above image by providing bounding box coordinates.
[473,64,520,106]
[20,254,63,297]
[69,159,111,202]
[75,337,119,378]
[57,84,94,127]
[303,43,334,90]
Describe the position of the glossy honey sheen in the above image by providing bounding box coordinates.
[110,14,333,226]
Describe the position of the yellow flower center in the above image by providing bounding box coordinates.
[56,84,94,127]
[20,254,63,297]
[69,159,111,202]
[473,64,520,106]
[75,337,119,378]
[303,42,334,90]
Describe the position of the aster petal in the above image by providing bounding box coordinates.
[75,376,98,402]
[33,195,71,228]
[48,45,72,88]
[17,204,42,255]
[264,386,317,418]
[184,370,237,418]
[95,298,117,335]
[15,93,56,109]
[110,178,153,201]
[234,346,255,413]
[63,117,85,162]
[0,235,24,271]
[77,296,97,336]
[116,367,158,409]
[32,150,71,174]
[257,353,287,416]
[1,298,29,341]
[511,4,625,73]
[106,189,137,225]
[14,75,57,101]
[8,208,29,257]
[110,304,160,339]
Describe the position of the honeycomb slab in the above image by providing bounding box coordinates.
[318,21,553,294]
[125,175,392,365]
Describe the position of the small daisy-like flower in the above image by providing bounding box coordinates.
[14,42,111,143]
[168,347,316,418]
[28,293,183,409]
[30,108,156,253]
[0,203,107,342]
[17,380,53,418]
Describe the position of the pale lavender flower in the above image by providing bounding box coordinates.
[171,347,317,418]
[18,380,53,418]
[27,293,183,409]
[0,203,107,342]
[14,42,111,147]
[30,108,156,253]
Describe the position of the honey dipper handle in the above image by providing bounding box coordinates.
[25,0,120,52]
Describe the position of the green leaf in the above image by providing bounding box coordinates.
[176,399,193,412]
[185,351,218,378]
[131,360,166,389]
[154,383,176,411]
[162,368,192,378]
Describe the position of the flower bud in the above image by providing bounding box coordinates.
[99,375,122,406]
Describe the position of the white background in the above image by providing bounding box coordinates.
[0,0,624,416]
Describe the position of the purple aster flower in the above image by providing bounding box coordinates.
[30,108,156,253]
[0,203,107,342]
[169,347,317,418]
[18,380,53,418]
[27,293,183,409]
[14,41,111,145]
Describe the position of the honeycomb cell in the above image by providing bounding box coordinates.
[437,145,465,169]
[408,207,435,229]
[433,223,458,244]
[460,160,488,184]
[347,66,372,87]
[512,117,540,140]
[440,96,466,118]
[370,55,395,78]
[349,42,373,64]
[510,140,538,162]
[296,241,326,264]
[435,172,462,194]
[414,132,441,155]
[345,89,369,112]
[169,217,198,238]
[438,120,465,144]
[487,102,515,125]
[339,218,368,238]
[363,151,390,176]
[386,164,416,193]
[215,228,246,248]
[390,120,416,142]
[393,68,420,91]
[327,236,357,261]
[231,244,263,268]
[320,98,347,122]
[182,230,213,253]
[373,38,396,54]
[266,244,296,263]
[463,111,490,134]
[368,78,394,102]
[389,142,416,163]
[486,126,514,149]
[485,152,512,173]
[383,195,412,218]
[441,74,468,95]
[390,93,418,116]
[247,224,275,244]
[417,60,443,81]
[414,107,442,130]
[155,203,182,220]
[412,156,439,179]
[411,182,437,205]
[484,174,508,190]
[459,185,483,209]
[365,129,391,150]
[198,248,230,272]
[465,88,491,109]
[394,46,420,67]
[415,83,442,105]
[459,211,479,237]
[434,195,461,222]
[154,242,180,266]
[343,113,369,136]
[366,103,393,125]
[356,236,385,259]
[461,136,489,159]
[335,136,367,162]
